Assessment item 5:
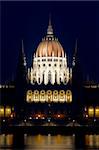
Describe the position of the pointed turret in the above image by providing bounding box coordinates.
[21,40,27,67]
[15,40,27,86]
[72,39,78,67]
[15,40,28,112]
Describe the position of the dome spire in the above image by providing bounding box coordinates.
[49,13,51,26]
[47,14,53,37]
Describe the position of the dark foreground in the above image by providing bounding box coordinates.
[1,125,99,134]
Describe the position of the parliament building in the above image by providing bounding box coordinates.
[0,18,99,125]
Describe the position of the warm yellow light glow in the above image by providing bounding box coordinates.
[85,135,99,147]
[59,90,65,103]
[38,114,40,117]
[46,90,52,102]
[26,90,33,103]
[95,106,99,117]
[10,114,13,118]
[26,89,73,103]
[88,106,94,117]
[58,114,60,118]
[40,90,46,103]
[33,90,39,102]
[0,106,4,117]
[53,90,58,102]
[6,135,14,146]
[5,106,11,117]
[85,114,88,118]
[66,90,72,103]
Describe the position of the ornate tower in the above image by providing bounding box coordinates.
[15,40,27,107]
[16,40,27,86]
[72,39,83,119]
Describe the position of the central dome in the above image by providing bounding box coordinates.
[28,17,71,86]
[36,18,64,57]
[36,39,64,57]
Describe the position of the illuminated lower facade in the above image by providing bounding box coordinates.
[26,90,72,103]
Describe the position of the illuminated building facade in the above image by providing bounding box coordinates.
[0,17,99,125]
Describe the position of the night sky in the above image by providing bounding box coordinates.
[1,1,99,84]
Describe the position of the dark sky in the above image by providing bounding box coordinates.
[1,1,99,84]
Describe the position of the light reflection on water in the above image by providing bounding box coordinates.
[85,134,99,148]
[0,134,99,149]
[24,134,75,149]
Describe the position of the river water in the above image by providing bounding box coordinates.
[0,134,99,149]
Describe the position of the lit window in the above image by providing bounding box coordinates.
[5,106,11,117]
[0,106,4,117]
[34,90,39,102]
[59,90,65,103]
[46,90,52,102]
[88,106,94,117]
[40,90,46,103]
[95,106,99,117]
[26,90,33,103]
[66,90,72,103]
[53,90,58,102]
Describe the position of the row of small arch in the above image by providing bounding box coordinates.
[26,90,72,103]
[27,90,72,96]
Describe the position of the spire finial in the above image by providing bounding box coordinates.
[47,13,53,36]
[49,13,51,26]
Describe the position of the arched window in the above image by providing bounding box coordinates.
[66,90,72,103]
[55,71,57,83]
[33,78,36,84]
[26,90,33,103]
[59,90,65,103]
[0,106,4,117]
[48,71,51,83]
[60,77,61,83]
[95,106,99,117]
[38,78,40,84]
[53,90,58,102]
[88,106,94,117]
[43,72,45,83]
